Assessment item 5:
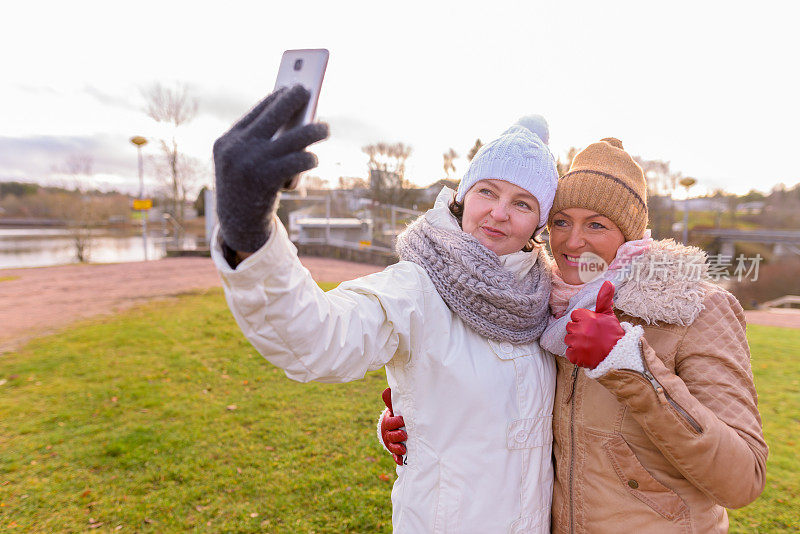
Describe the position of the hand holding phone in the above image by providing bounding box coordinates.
[213,85,329,253]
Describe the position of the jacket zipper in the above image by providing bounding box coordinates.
[566,365,578,403]
[567,365,578,534]
[641,367,703,434]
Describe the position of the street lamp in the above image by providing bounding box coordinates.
[130,136,149,260]
[679,177,697,244]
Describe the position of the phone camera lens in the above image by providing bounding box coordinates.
[293,59,303,71]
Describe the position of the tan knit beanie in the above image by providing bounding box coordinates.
[548,137,648,241]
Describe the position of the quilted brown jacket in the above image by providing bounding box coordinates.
[551,241,768,533]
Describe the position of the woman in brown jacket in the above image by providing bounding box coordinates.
[542,137,767,533]
[381,137,767,533]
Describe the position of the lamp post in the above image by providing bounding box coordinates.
[679,177,697,244]
[130,136,148,260]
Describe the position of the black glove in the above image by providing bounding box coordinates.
[213,85,329,253]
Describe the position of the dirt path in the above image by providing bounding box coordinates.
[0,256,382,355]
[2,257,796,355]
[743,310,800,330]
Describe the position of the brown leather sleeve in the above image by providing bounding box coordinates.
[598,289,768,509]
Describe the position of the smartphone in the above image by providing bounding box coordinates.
[273,48,329,189]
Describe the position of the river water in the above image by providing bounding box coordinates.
[0,228,202,269]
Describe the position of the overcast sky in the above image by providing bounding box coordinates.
[2,0,798,197]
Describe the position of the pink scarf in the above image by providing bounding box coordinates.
[549,267,584,319]
[541,230,654,356]
[547,230,654,319]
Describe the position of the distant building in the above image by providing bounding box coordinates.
[289,215,373,245]
[682,197,728,211]
[736,201,765,214]
[648,197,728,211]
[333,189,373,212]
[420,178,460,204]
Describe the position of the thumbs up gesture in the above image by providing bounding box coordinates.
[564,281,625,369]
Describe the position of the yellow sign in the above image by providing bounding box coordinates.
[359,240,372,248]
[133,199,152,211]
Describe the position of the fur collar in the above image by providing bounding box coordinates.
[614,239,710,326]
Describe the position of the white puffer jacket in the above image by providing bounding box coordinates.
[210,191,556,533]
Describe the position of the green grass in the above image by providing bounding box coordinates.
[685,210,761,230]
[728,325,800,533]
[0,286,392,533]
[0,290,798,532]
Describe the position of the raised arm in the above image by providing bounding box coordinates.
[211,86,428,382]
[213,217,430,383]
[213,85,328,263]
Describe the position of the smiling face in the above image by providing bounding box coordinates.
[461,179,541,256]
[549,207,626,284]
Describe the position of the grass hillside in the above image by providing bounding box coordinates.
[0,289,797,532]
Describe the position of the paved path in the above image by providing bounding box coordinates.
[0,256,382,355]
[744,310,800,330]
[1,257,796,355]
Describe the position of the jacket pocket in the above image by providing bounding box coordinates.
[507,416,552,449]
[507,417,553,534]
[603,435,689,521]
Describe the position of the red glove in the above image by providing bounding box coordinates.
[380,387,407,466]
[564,281,625,369]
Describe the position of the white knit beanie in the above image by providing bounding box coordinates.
[455,115,558,229]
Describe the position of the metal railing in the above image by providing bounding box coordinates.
[295,235,394,254]
[283,192,422,254]
[762,295,800,310]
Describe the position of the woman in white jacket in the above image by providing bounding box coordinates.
[211,85,559,533]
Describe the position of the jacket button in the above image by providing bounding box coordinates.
[627,479,639,489]
[515,430,527,443]
[500,342,513,353]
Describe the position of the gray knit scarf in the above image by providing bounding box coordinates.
[395,214,552,344]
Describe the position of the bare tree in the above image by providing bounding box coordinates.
[556,147,580,177]
[145,83,198,126]
[467,139,483,161]
[54,154,96,262]
[362,142,415,206]
[635,157,677,198]
[634,156,681,240]
[443,148,458,177]
[150,152,208,218]
[143,82,199,236]
[299,175,328,191]
[338,176,369,190]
